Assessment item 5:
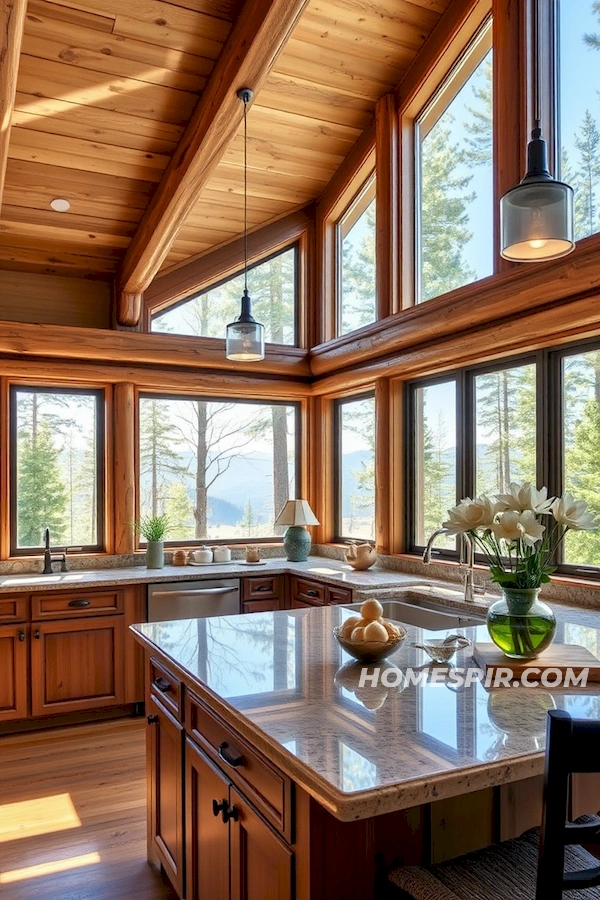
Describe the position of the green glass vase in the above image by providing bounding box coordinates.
[486,587,556,660]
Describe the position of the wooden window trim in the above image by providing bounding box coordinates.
[8,382,108,557]
[135,390,303,549]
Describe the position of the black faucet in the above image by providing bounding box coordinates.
[43,528,68,574]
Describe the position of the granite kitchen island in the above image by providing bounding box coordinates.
[131,601,600,900]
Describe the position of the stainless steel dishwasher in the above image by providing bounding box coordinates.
[147,578,241,622]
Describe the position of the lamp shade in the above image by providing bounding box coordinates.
[274,499,320,527]
[225,289,265,361]
[500,124,575,262]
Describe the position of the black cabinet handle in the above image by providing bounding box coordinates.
[306,589,318,597]
[218,741,243,768]
[18,630,25,642]
[213,798,227,818]
[256,585,270,592]
[153,677,171,693]
[68,599,90,608]
[221,804,239,824]
[147,715,159,725]
[34,630,40,640]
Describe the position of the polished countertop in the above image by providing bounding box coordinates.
[0,557,431,595]
[131,600,600,822]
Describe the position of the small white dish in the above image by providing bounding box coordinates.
[188,560,236,566]
[241,560,267,566]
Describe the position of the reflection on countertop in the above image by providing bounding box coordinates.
[132,600,600,821]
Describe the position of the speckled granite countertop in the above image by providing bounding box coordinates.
[0,558,435,596]
[131,600,600,822]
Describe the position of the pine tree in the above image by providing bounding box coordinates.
[164,482,193,539]
[583,2,600,49]
[420,121,476,301]
[340,198,376,333]
[464,53,493,167]
[139,399,186,518]
[573,110,600,239]
[17,420,67,546]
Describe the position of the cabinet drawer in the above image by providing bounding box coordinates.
[243,599,281,614]
[186,691,292,840]
[291,577,325,606]
[327,585,352,606]
[0,595,28,624]
[150,657,183,722]
[32,590,124,620]
[242,575,281,601]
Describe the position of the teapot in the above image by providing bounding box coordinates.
[345,542,377,570]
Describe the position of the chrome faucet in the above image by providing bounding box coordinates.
[43,528,68,575]
[422,527,476,602]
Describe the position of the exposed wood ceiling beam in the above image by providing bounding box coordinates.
[0,0,27,214]
[116,0,311,327]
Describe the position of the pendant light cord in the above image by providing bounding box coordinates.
[533,0,541,134]
[243,94,248,294]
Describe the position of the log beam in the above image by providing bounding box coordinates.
[116,0,310,325]
[0,0,27,213]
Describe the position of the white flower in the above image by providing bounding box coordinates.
[492,510,545,546]
[495,482,554,514]
[551,493,597,531]
[443,496,498,534]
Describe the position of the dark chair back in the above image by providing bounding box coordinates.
[537,710,600,899]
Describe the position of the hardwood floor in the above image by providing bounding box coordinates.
[0,719,178,899]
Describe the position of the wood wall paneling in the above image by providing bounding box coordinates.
[0,270,111,328]
[0,0,27,214]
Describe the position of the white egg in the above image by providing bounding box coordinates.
[363,620,388,642]
[360,599,384,621]
[351,626,366,642]
[341,616,362,639]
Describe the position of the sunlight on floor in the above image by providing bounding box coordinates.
[0,793,81,843]
[0,852,101,884]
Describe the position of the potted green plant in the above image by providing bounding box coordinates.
[134,514,171,569]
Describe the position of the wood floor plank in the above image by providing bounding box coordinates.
[0,719,177,900]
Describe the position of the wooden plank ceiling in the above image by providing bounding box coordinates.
[1,0,450,282]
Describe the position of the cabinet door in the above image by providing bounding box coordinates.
[186,738,230,900]
[30,615,124,716]
[0,624,28,721]
[242,599,281,614]
[148,696,184,897]
[230,786,293,900]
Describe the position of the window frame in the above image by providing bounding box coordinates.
[150,243,301,348]
[335,174,377,338]
[333,390,376,543]
[414,18,494,305]
[136,391,302,547]
[9,384,106,556]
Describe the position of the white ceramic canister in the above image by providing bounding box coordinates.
[193,546,213,563]
[212,546,231,563]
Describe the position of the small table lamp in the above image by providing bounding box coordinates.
[274,500,320,562]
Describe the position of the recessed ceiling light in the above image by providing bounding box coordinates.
[50,198,70,212]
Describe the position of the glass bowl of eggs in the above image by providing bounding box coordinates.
[333,599,407,662]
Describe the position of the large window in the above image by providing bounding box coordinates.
[151,246,297,345]
[337,178,376,335]
[335,395,375,540]
[408,357,538,552]
[557,1,600,242]
[416,24,493,303]
[10,386,104,553]
[138,395,298,542]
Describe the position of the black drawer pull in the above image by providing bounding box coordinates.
[68,599,90,608]
[147,715,159,724]
[213,798,227,818]
[18,630,25,642]
[306,589,318,597]
[152,677,171,693]
[34,629,40,640]
[256,585,270,592]
[218,741,243,768]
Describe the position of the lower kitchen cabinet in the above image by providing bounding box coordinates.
[148,695,185,898]
[30,615,125,716]
[0,624,28,721]
[185,737,293,900]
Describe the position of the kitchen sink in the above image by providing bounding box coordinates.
[345,595,485,631]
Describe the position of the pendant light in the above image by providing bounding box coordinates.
[500,3,574,262]
[225,88,265,361]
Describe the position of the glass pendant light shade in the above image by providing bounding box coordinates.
[500,123,575,262]
[226,288,265,361]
